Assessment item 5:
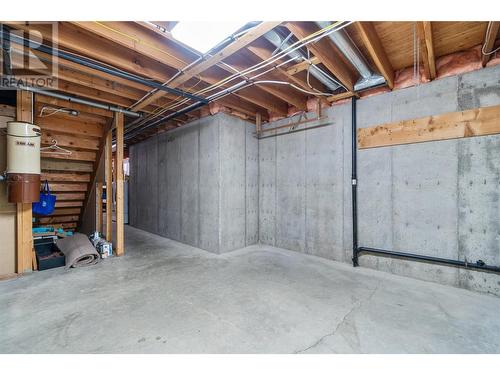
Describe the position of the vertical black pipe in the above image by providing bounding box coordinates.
[351,97,359,267]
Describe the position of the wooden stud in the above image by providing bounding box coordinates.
[355,22,395,89]
[15,90,34,274]
[115,113,124,256]
[358,104,500,149]
[96,182,103,235]
[481,21,500,67]
[105,130,113,242]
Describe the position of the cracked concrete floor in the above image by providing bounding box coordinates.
[1,225,500,354]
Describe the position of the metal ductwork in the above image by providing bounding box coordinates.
[263,30,340,92]
[315,21,386,91]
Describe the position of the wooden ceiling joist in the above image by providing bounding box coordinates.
[285,22,357,92]
[126,22,284,112]
[417,22,437,80]
[355,22,395,89]
[6,21,497,147]
[246,39,329,97]
[166,22,282,88]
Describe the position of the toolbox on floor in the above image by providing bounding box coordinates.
[34,238,66,271]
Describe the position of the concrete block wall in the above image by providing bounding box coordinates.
[258,64,500,296]
[129,113,258,254]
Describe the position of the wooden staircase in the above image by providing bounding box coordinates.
[33,95,111,231]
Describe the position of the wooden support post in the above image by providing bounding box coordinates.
[95,182,103,234]
[105,130,113,242]
[115,113,124,256]
[15,90,34,274]
[256,112,262,137]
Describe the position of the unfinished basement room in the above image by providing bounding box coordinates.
[1,3,500,365]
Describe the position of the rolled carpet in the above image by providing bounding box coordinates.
[57,233,100,268]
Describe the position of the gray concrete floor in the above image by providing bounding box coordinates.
[1,225,500,354]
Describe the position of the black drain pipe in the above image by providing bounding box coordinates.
[351,97,359,267]
[350,99,500,274]
[357,247,500,273]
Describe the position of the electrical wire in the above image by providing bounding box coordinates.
[137,21,351,119]
[481,21,500,56]
[39,106,71,117]
[123,21,352,137]
[128,20,350,114]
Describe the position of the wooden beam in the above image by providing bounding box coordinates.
[327,91,357,103]
[115,113,124,256]
[16,90,33,274]
[246,40,330,108]
[105,130,113,242]
[168,22,281,88]
[285,22,356,92]
[416,22,436,80]
[71,21,192,71]
[358,104,500,149]
[286,56,320,75]
[96,182,103,235]
[128,22,282,112]
[14,22,282,122]
[482,21,500,67]
[355,22,395,89]
[222,53,307,110]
